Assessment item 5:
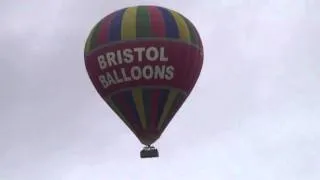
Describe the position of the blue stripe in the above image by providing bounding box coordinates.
[157,7,179,38]
[109,8,126,42]
[125,91,142,128]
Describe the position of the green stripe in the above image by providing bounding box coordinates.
[85,21,102,54]
[136,6,151,38]
[189,19,202,48]
[84,26,96,54]
[105,97,136,134]
[90,21,103,51]
[182,17,197,45]
[159,92,186,131]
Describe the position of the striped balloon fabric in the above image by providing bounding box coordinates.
[84,5,202,54]
[84,5,204,147]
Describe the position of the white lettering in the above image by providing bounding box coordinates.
[97,55,107,69]
[133,47,145,62]
[165,66,174,80]
[142,65,153,79]
[95,46,177,89]
[159,47,168,61]
[112,69,123,83]
[97,46,169,65]
[121,68,131,82]
[145,46,159,61]
[131,66,142,80]
[123,49,134,63]
[98,75,109,88]
[106,72,116,85]
[154,65,166,79]
[116,50,123,65]
[106,52,117,67]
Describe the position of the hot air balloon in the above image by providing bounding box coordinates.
[84,5,203,158]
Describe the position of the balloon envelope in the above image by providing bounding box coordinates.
[84,5,203,145]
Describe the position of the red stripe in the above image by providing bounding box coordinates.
[97,13,116,45]
[148,6,165,37]
[150,90,160,130]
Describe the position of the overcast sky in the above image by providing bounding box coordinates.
[1,0,320,179]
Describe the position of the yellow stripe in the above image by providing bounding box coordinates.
[121,7,137,40]
[132,88,147,129]
[170,10,191,42]
[157,89,179,130]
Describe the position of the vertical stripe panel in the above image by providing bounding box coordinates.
[182,17,198,45]
[157,89,169,127]
[121,7,137,40]
[184,17,202,47]
[84,23,99,54]
[136,6,151,38]
[114,92,141,130]
[147,6,165,37]
[109,8,125,42]
[104,97,137,135]
[142,88,152,128]
[159,93,186,131]
[169,10,191,42]
[89,21,102,51]
[157,7,179,38]
[124,91,141,128]
[150,90,160,129]
[132,88,147,129]
[97,13,116,45]
[157,89,179,130]
[86,6,202,54]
